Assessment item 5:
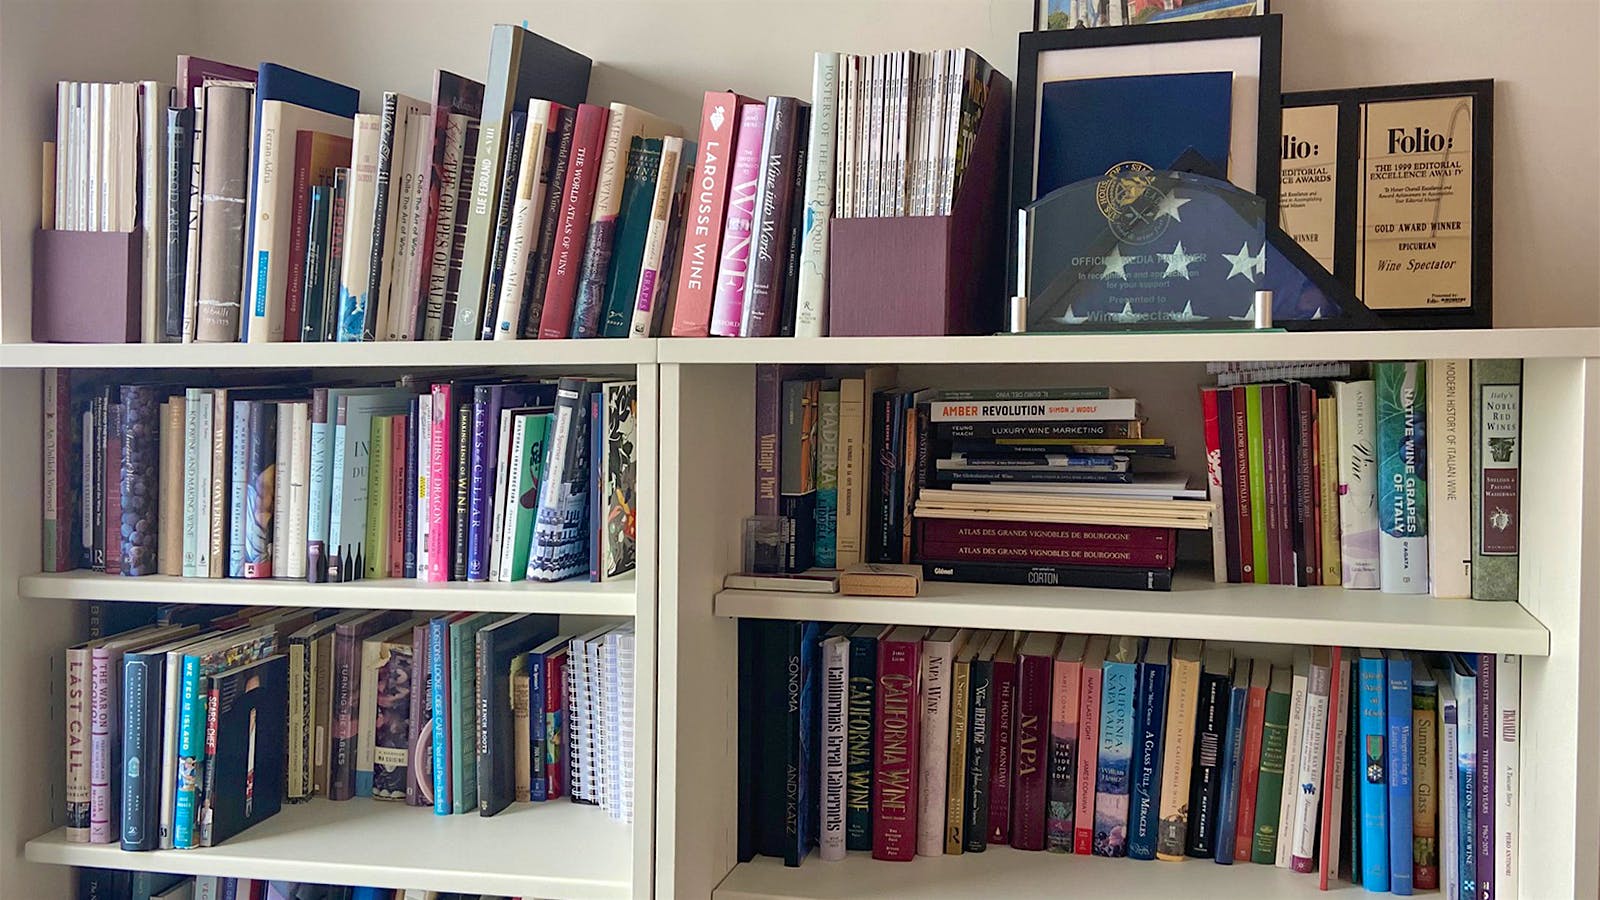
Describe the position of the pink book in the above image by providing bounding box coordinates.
[707,103,767,337]
[670,91,756,337]
[1046,635,1086,851]
[987,635,1018,844]
[88,648,115,843]
[871,625,923,861]
[1073,635,1109,855]
[426,383,454,582]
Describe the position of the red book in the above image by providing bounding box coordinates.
[543,647,569,799]
[871,625,923,861]
[987,635,1017,844]
[537,103,610,340]
[1073,636,1108,855]
[1230,386,1254,582]
[1011,632,1059,850]
[1233,659,1270,861]
[917,538,1175,568]
[670,91,756,337]
[1214,388,1242,584]
[388,414,407,578]
[917,519,1174,552]
[1319,646,1347,890]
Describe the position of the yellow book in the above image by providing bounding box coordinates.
[945,631,983,854]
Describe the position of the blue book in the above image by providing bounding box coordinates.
[1214,657,1250,864]
[1127,637,1169,861]
[1451,655,1478,899]
[1385,650,1414,894]
[466,381,557,581]
[527,378,597,581]
[429,615,455,815]
[525,633,570,801]
[228,399,249,577]
[1093,635,1142,857]
[1358,649,1390,891]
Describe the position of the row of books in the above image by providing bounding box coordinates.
[1201,358,1523,599]
[41,372,636,585]
[77,873,517,900]
[66,605,634,851]
[739,622,1520,900]
[49,81,149,233]
[669,49,998,338]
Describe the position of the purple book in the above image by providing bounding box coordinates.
[589,390,603,581]
[466,382,558,581]
[708,103,768,337]
[118,386,162,575]
[403,395,420,578]
[330,610,409,800]
[754,365,787,519]
[1475,652,1495,899]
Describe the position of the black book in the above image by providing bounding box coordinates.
[866,388,901,564]
[923,561,1176,592]
[120,637,182,850]
[1185,647,1234,858]
[163,105,195,341]
[204,654,289,847]
[935,420,1143,442]
[845,624,881,851]
[299,184,332,342]
[480,110,529,339]
[963,632,997,852]
[364,93,404,341]
[476,612,560,816]
[521,104,578,338]
[91,390,109,572]
[76,868,129,900]
[737,618,760,862]
[742,96,807,337]
[779,378,819,573]
[776,105,811,337]
[323,168,349,342]
[752,620,794,860]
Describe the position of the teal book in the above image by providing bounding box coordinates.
[814,388,840,568]
[598,137,663,336]
[1385,650,1414,894]
[450,612,503,813]
[1358,648,1390,891]
[1375,362,1428,593]
[506,412,551,582]
[1092,635,1141,857]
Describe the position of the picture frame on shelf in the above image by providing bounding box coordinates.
[1282,80,1493,330]
[1013,15,1284,214]
[1035,0,1268,32]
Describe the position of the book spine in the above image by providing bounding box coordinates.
[1093,658,1136,858]
[406,625,429,806]
[337,114,381,342]
[987,653,1016,845]
[423,114,468,339]
[430,619,451,813]
[846,633,877,851]
[916,638,953,856]
[88,650,113,843]
[520,107,577,338]
[1471,360,1522,601]
[299,185,330,341]
[284,402,309,579]
[1377,363,1429,593]
[872,635,919,861]
[402,406,419,578]
[1320,651,1351,889]
[671,93,741,337]
[65,647,91,841]
[962,654,992,853]
[41,370,73,571]
[1475,654,1495,899]
[451,403,473,580]
[1359,655,1390,890]
[795,55,837,337]
[330,628,359,801]
[1245,385,1269,583]
[1294,384,1319,585]
[1201,388,1229,582]
[243,402,277,578]
[103,401,121,574]
[754,366,783,518]
[1292,660,1332,873]
[537,104,608,339]
[821,639,849,861]
[935,419,1142,441]
[1441,680,1461,900]
[474,628,495,812]
[708,103,768,336]
[1319,397,1343,585]
[1214,677,1247,863]
[193,85,250,342]
[453,28,516,337]
[1492,654,1518,899]
[628,136,685,337]
[944,652,971,855]
[1186,671,1226,858]
[493,107,548,339]
[1428,359,1471,597]
[544,649,567,799]
[365,95,405,341]
[1228,386,1254,582]
[1233,677,1266,862]
[1252,683,1291,864]
[172,654,202,848]
[1046,658,1081,852]
[1073,662,1101,855]
[918,537,1174,568]
[207,392,227,577]
[1276,664,1308,867]
[1337,380,1380,587]
[324,169,348,341]
[529,648,547,801]
[164,107,195,340]
[1011,651,1053,852]
[425,385,450,581]
[929,398,1141,423]
[225,400,247,577]
[923,561,1174,591]
[774,106,810,337]
[526,379,593,581]
[119,654,159,850]
[1413,671,1440,891]
[480,111,528,339]
[466,389,496,581]
[118,386,160,575]
[1128,661,1167,860]
[1386,656,1414,893]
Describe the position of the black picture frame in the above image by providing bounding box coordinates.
[1284,79,1493,330]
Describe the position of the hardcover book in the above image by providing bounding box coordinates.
[1358,648,1391,891]
[708,103,768,336]
[1411,656,1440,891]
[1276,647,1311,868]
[846,624,885,851]
[595,136,663,336]
[1291,647,1333,873]
[944,630,980,854]
[671,91,756,336]
[1334,380,1380,588]
[1072,634,1107,855]
[1427,359,1471,598]
[872,625,924,861]
[526,378,595,581]
[1011,631,1059,851]
[1375,362,1428,593]
[963,631,1000,852]
[820,633,850,861]
[202,655,288,846]
[475,613,559,815]
[916,628,964,856]
[1384,649,1414,894]
[1185,646,1232,859]
[1045,633,1085,853]
[357,620,418,800]
[330,611,407,801]
[1126,637,1169,860]
[1213,656,1249,863]
[1451,655,1478,900]
[1470,359,1522,601]
[1252,664,1293,864]
[1092,634,1140,858]
[418,70,485,340]
[1233,657,1270,862]
[1154,638,1202,861]
[740,96,806,337]
[119,386,162,575]
[986,632,1017,845]
[538,104,611,339]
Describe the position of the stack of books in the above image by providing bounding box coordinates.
[1201,358,1524,600]
[78,871,523,898]
[67,606,635,852]
[740,622,1521,900]
[912,387,1209,591]
[667,48,998,339]
[40,371,637,584]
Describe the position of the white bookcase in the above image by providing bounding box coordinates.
[1,3,1597,898]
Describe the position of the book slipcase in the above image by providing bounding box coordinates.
[32,229,142,342]
[826,71,1011,338]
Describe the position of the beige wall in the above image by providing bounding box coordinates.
[4,0,1596,335]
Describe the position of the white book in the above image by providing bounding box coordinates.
[1428,358,1471,597]
[1493,653,1519,899]
[493,99,554,340]
[1438,671,1461,900]
[423,113,471,340]
[928,397,1139,422]
[1378,362,1429,594]
[397,104,437,340]
[617,626,637,823]
[415,392,431,576]
[337,114,383,341]
[1334,380,1381,588]
[834,56,853,219]
[273,401,292,576]
[1276,646,1311,867]
[1290,646,1331,870]
[487,408,518,581]
[794,52,838,338]
[193,392,213,577]
[159,647,186,847]
[244,101,355,342]
[194,875,222,900]
[916,627,959,856]
[286,401,311,580]
[629,134,688,338]
[138,81,169,342]
[54,82,69,230]
[374,94,429,342]
[820,634,850,860]
[494,409,527,581]
[87,83,101,228]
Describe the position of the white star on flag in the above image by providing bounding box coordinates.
[1158,241,1200,280]
[1101,245,1131,280]
[1253,244,1267,278]
[1223,242,1258,281]
[1155,191,1190,222]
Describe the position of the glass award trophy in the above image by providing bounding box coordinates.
[1013,167,1378,332]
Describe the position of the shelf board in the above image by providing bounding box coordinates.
[660,327,1600,365]
[0,338,654,369]
[714,848,1359,898]
[715,571,1550,656]
[20,571,637,616]
[25,798,631,899]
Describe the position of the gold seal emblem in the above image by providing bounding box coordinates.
[1095,161,1169,245]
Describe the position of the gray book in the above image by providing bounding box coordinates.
[194,83,253,342]
[1470,359,1522,600]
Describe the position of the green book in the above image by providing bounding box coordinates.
[450,612,503,812]
[1245,385,1269,584]
[508,412,552,581]
[1251,666,1293,863]
[598,137,663,337]
[364,414,391,579]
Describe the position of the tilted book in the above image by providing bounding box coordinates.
[1072,635,1107,855]
[1471,359,1522,601]
[537,104,610,338]
[1334,380,1380,588]
[335,115,382,341]
[595,136,663,337]
[418,70,485,340]
[1375,362,1428,593]
[1276,646,1311,867]
[1291,647,1332,873]
[671,91,757,337]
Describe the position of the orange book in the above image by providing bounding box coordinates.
[1234,658,1271,860]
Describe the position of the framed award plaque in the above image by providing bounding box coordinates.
[1282,80,1493,329]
